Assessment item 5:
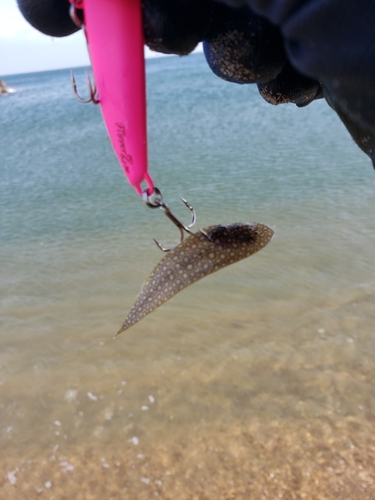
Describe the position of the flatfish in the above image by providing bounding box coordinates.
[117,222,274,334]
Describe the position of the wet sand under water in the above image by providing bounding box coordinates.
[2,417,375,500]
[1,286,375,499]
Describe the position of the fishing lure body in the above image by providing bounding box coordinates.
[74,0,153,194]
[118,222,274,333]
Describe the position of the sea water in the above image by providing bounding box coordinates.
[1,54,375,498]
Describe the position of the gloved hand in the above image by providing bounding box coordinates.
[202,1,322,108]
[16,0,375,167]
[16,0,321,106]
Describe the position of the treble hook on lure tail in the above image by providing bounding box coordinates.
[69,0,194,249]
[142,187,197,251]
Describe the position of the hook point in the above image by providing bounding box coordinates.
[71,70,99,104]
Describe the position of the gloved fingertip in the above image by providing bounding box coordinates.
[203,3,286,84]
[17,0,80,37]
[143,0,212,55]
[257,63,321,106]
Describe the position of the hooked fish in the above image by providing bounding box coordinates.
[117,222,274,334]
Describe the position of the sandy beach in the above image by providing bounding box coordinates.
[2,414,375,499]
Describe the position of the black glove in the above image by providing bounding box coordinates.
[17,0,319,105]
[202,1,322,108]
[16,0,80,37]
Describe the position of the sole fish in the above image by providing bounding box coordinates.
[117,222,274,334]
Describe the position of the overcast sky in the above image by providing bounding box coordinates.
[1,0,201,76]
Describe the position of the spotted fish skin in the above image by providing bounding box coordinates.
[118,222,274,334]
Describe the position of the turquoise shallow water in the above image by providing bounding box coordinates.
[1,54,375,497]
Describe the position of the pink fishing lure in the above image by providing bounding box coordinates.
[79,0,153,194]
